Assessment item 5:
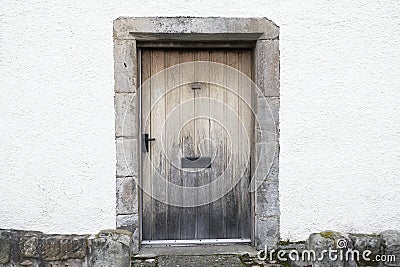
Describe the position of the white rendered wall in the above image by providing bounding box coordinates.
[0,1,399,241]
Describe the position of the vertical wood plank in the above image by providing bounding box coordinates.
[209,50,226,238]
[150,50,167,239]
[141,49,152,240]
[165,50,182,239]
[194,50,211,239]
[225,50,240,238]
[179,50,196,239]
[239,50,253,238]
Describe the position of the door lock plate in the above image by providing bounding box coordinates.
[191,83,202,90]
[181,157,211,168]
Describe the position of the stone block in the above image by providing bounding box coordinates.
[380,230,400,266]
[36,259,86,267]
[255,216,280,250]
[256,96,280,135]
[116,138,138,177]
[113,17,279,40]
[88,230,132,267]
[40,235,87,261]
[305,232,345,267]
[131,228,139,255]
[115,92,137,138]
[256,182,280,217]
[254,142,279,186]
[0,230,11,264]
[19,232,42,258]
[114,39,137,93]
[116,177,138,214]
[116,214,138,233]
[349,233,381,267]
[255,39,280,97]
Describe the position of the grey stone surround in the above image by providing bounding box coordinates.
[113,17,280,251]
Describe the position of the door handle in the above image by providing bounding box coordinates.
[142,133,156,152]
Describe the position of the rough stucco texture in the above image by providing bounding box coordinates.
[0,1,399,241]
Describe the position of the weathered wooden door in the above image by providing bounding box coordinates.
[141,48,254,242]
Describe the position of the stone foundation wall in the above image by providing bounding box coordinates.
[1,228,399,267]
[278,230,400,267]
[0,229,132,267]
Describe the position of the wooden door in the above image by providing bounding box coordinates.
[141,48,253,242]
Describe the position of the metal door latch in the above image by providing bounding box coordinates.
[142,133,156,152]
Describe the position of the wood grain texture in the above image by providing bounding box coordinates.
[194,50,211,239]
[239,50,253,238]
[164,50,181,240]
[225,50,240,238]
[179,51,197,239]
[151,50,167,240]
[141,48,253,241]
[141,49,152,240]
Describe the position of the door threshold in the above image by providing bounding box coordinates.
[141,238,251,247]
[135,243,257,258]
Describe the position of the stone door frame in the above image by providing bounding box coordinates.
[113,17,280,251]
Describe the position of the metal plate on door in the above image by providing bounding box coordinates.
[191,83,202,90]
[181,157,211,168]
